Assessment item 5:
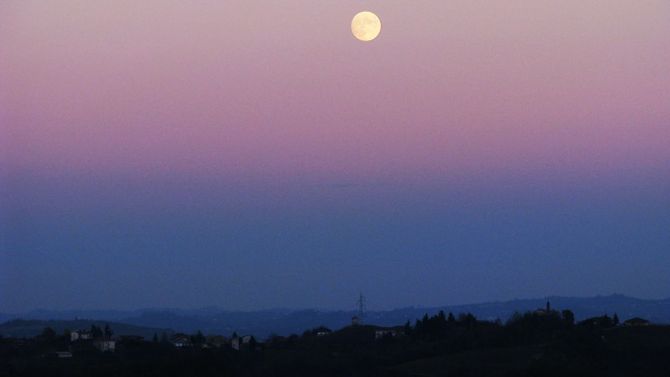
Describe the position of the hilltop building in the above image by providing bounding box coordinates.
[534,301,554,316]
[206,335,228,348]
[374,328,404,339]
[231,335,255,351]
[170,334,192,348]
[70,330,93,342]
[93,340,116,352]
[624,317,650,327]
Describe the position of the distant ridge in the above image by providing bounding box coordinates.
[0,318,173,339]
[2,295,669,338]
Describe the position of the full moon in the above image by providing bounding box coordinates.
[351,11,381,42]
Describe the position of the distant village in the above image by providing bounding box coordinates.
[1,301,653,360]
[3,300,668,377]
[30,314,413,358]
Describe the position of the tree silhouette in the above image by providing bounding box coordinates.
[404,320,412,335]
[249,336,257,351]
[447,312,456,323]
[40,327,56,341]
[562,310,575,326]
[192,330,206,345]
[90,325,103,339]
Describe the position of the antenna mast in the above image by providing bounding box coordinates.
[356,292,366,319]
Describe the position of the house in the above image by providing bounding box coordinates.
[170,334,192,348]
[316,329,332,337]
[47,351,73,358]
[374,328,404,339]
[624,317,650,327]
[307,326,332,337]
[119,335,144,345]
[70,330,93,342]
[231,335,255,351]
[206,335,228,348]
[579,315,616,328]
[93,340,116,352]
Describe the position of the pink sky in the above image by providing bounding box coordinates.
[2,1,670,311]
[2,0,669,190]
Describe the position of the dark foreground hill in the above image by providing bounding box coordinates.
[2,309,670,377]
[389,326,670,377]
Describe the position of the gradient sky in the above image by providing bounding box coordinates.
[1,0,669,312]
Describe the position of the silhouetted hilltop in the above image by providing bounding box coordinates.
[3,308,670,377]
[2,294,668,338]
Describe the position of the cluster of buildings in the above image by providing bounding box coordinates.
[56,328,266,354]
[70,329,116,352]
[535,301,651,327]
[47,306,652,359]
[47,328,117,358]
[66,330,262,351]
[161,333,259,350]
